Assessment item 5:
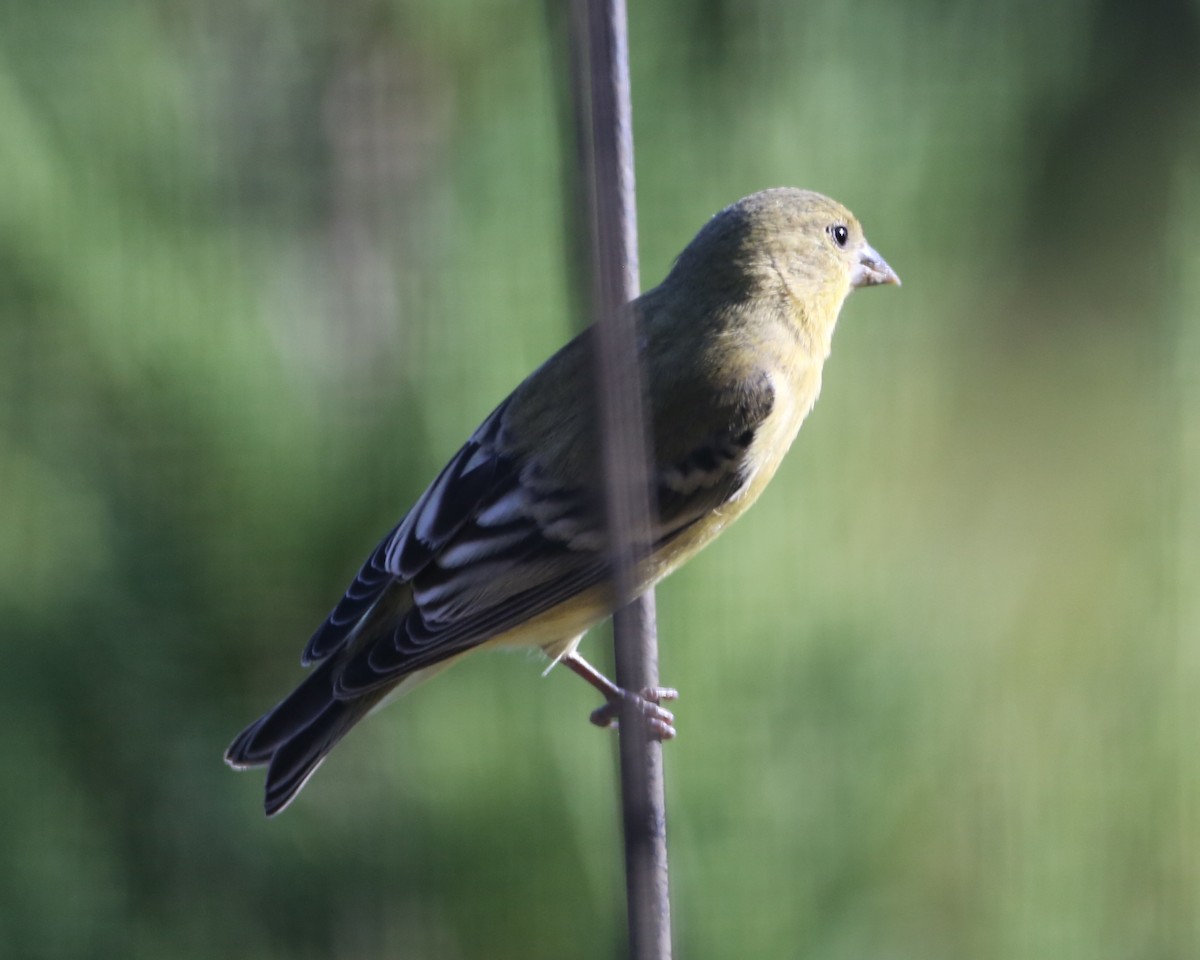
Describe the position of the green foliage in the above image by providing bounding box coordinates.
[2,0,1198,957]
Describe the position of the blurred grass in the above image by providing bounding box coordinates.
[1,0,1198,958]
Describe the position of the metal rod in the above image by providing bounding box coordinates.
[567,0,672,956]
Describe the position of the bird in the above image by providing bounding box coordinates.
[225,187,900,815]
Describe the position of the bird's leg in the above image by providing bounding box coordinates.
[560,651,679,741]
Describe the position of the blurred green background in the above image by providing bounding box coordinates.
[3,0,1199,957]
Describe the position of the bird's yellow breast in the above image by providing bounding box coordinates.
[653,360,820,568]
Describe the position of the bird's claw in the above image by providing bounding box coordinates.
[589,686,680,741]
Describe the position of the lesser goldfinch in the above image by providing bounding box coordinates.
[226,188,899,815]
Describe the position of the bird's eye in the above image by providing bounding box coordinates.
[827,224,849,248]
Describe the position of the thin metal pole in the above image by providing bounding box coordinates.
[567,0,672,956]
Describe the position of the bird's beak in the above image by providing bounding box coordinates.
[852,244,901,288]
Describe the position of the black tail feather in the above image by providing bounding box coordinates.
[261,698,376,816]
[225,657,383,815]
[225,659,342,768]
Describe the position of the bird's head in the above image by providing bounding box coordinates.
[665,187,899,353]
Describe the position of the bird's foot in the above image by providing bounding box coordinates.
[589,686,679,741]
[559,651,679,741]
